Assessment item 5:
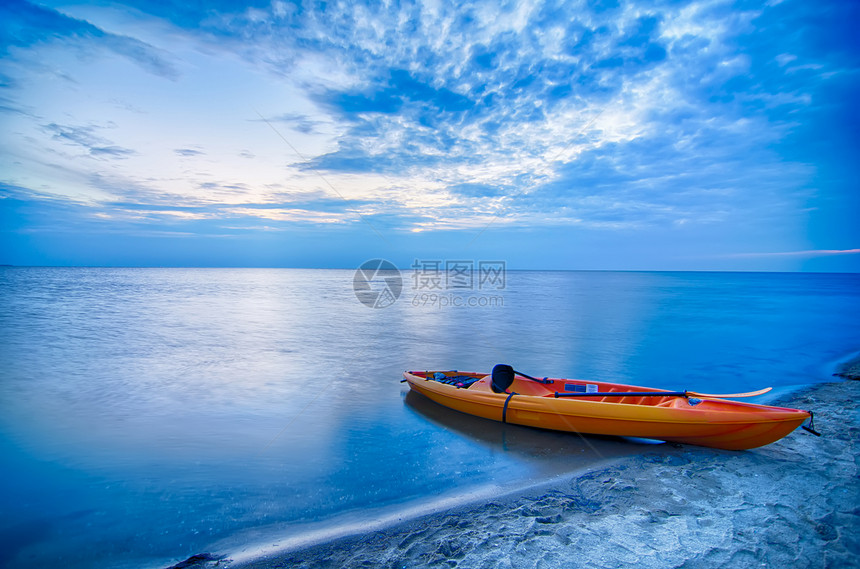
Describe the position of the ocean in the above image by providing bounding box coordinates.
[1,267,858,568]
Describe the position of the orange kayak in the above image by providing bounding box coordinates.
[403,367,815,450]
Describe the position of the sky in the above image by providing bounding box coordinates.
[0,0,858,271]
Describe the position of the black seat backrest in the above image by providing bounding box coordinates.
[491,364,515,393]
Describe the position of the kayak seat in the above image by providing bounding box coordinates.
[491,364,515,393]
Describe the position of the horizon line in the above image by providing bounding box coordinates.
[1,265,858,275]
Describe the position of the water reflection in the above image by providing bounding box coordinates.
[403,389,656,476]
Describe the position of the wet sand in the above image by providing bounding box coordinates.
[193,376,859,569]
[834,354,860,380]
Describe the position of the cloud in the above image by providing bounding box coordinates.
[0,0,178,79]
[720,249,860,258]
[227,2,687,215]
[174,148,205,157]
[260,113,327,135]
[1,180,370,232]
[41,123,136,159]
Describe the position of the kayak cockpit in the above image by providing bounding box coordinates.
[411,370,686,407]
[417,371,484,389]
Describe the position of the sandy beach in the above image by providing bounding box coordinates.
[180,370,860,569]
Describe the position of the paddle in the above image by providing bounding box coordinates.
[686,387,772,398]
[499,364,773,399]
[554,387,773,399]
[512,369,554,384]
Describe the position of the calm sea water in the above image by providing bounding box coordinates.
[1,268,858,568]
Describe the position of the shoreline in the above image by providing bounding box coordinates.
[178,366,860,569]
[833,350,860,380]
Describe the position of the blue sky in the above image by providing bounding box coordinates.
[1,0,858,270]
